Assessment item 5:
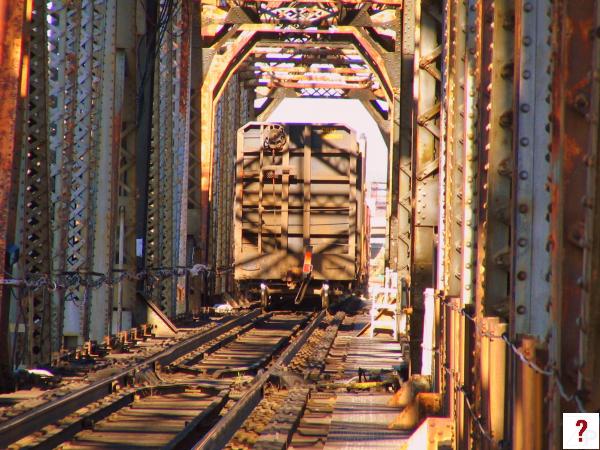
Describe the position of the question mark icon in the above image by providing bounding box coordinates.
[576,419,588,442]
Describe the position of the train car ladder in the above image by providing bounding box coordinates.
[370,268,403,339]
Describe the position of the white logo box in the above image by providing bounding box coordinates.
[563,413,600,449]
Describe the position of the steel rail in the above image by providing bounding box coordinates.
[194,309,326,450]
[0,309,261,448]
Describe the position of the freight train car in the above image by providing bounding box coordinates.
[234,122,368,308]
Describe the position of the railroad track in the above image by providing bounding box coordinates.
[5,301,393,450]
[1,310,261,449]
[193,310,326,450]
[0,322,216,429]
[214,301,407,450]
[199,310,340,450]
[5,310,318,450]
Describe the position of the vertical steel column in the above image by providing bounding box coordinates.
[62,0,94,340]
[480,318,508,448]
[14,0,52,366]
[437,0,449,293]
[173,0,192,315]
[387,0,413,279]
[209,96,224,296]
[411,0,442,373]
[472,9,513,440]
[0,0,27,387]
[58,0,115,342]
[512,0,552,339]
[461,0,479,307]
[449,296,461,447]
[549,0,599,438]
[443,0,466,298]
[146,0,174,314]
[512,337,544,450]
[47,0,77,351]
[90,0,117,341]
[511,0,552,445]
[187,4,203,310]
[146,0,190,316]
[212,81,227,295]
[113,0,142,329]
[135,0,158,298]
[458,2,480,445]
[225,78,241,294]
[581,0,600,414]
[474,0,513,321]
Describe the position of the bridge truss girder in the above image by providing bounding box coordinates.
[195,21,405,277]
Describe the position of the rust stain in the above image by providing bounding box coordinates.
[0,0,26,378]
[562,135,584,174]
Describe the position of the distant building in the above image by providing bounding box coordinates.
[366,182,387,262]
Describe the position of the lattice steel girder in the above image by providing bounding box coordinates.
[146,0,192,316]
[198,24,398,264]
[46,0,78,353]
[14,0,53,366]
[210,76,240,295]
[201,2,401,41]
[247,41,383,97]
[0,0,28,384]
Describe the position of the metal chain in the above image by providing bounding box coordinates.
[441,364,496,444]
[0,263,220,291]
[437,294,588,413]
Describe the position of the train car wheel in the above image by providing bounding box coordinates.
[321,291,330,309]
[261,285,269,311]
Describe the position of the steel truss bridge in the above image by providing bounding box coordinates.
[0,0,599,448]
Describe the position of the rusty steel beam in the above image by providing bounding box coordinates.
[480,318,508,448]
[255,66,372,75]
[582,0,600,414]
[0,0,27,389]
[512,337,545,450]
[201,0,404,5]
[253,42,358,51]
[199,31,256,267]
[188,0,204,311]
[255,73,373,83]
[549,0,598,435]
[250,80,374,89]
[248,56,362,65]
